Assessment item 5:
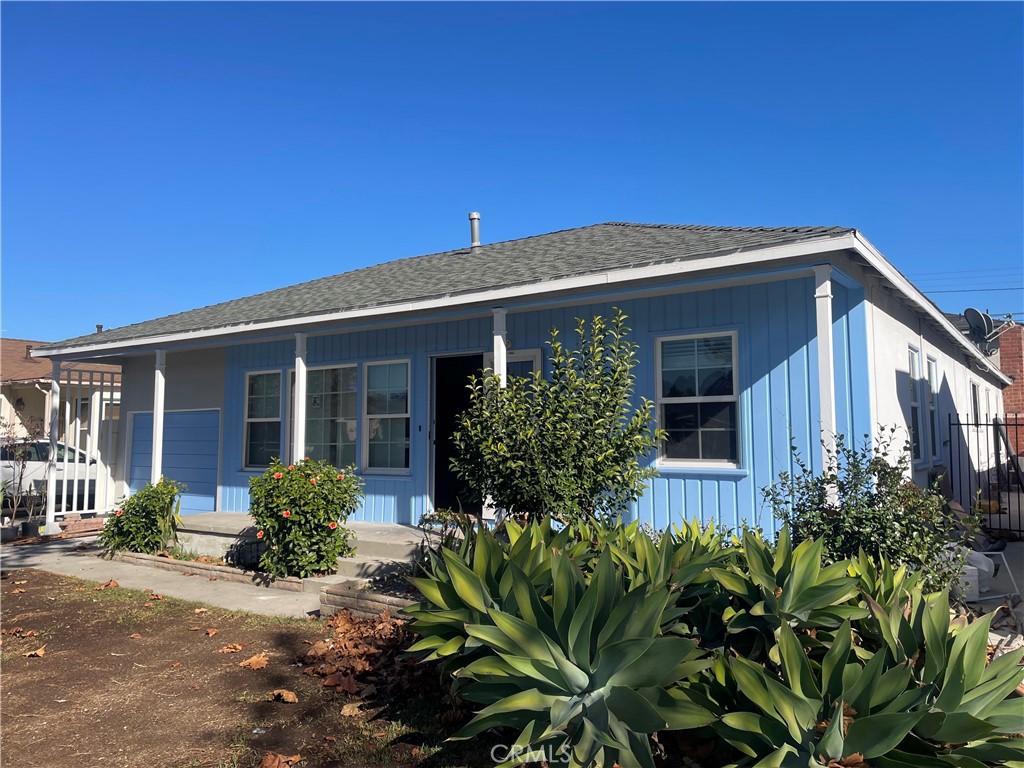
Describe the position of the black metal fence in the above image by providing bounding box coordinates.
[947,414,1024,537]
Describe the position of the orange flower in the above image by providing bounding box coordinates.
[336,473,344,480]
[115,509,123,517]
[282,510,291,518]
[287,465,295,471]
[328,521,338,530]
[273,472,283,479]
[310,478,317,485]
[256,530,264,539]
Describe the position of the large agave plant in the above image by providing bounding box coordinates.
[404,520,720,767]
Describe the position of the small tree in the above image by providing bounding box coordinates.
[763,429,974,593]
[0,417,47,524]
[450,309,665,525]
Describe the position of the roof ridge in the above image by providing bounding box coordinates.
[603,222,852,232]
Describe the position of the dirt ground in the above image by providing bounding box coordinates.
[0,568,488,768]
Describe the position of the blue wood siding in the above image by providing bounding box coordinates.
[130,410,220,515]
[214,274,871,532]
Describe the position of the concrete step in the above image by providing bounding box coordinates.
[335,554,412,580]
[348,521,424,561]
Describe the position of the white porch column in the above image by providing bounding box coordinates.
[293,333,308,462]
[813,265,837,468]
[492,308,508,388]
[44,361,60,533]
[151,350,166,484]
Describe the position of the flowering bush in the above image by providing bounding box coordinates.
[248,458,363,578]
[100,478,185,554]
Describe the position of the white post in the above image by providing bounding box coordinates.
[813,265,837,471]
[492,308,509,389]
[151,350,166,485]
[293,333,308,462]
[87,374,100,512]
[44,361,60,534]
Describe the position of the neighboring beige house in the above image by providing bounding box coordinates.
[1,337,121,440]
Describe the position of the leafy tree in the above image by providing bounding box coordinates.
[450,309,665,525]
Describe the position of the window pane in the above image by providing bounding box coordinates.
[696,336,732,367]
[662,339,696,370]
[368,365,389,390]
[247,421,280,467]
[388,391,408,415]
[389,363,407,389]
[700,402,736,430]
[664,403,699,431]
[663,370,696,398]
[508,360,535,379]
[368,443,388,468]
[701,430,737,461]
[698,368,733,397]
[910,405,922,459]
[367,391,388,415]
[665,429,700,460]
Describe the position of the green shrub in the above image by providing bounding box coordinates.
[764,430,975,592]
[248,457,363,578]
[450,309,665,525]
[100,478,184,554]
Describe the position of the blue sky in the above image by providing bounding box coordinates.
[2,2,1022,343]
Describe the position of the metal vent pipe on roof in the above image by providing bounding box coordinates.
[469,211,481,251]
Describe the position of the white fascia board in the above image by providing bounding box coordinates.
[33,234,860,360]
[850,232,1010,386]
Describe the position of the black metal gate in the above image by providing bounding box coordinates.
[948,414,1024,537]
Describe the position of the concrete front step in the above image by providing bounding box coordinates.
[335,554,411,580]
[173,512,425,564]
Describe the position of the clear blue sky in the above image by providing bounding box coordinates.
[3,2,1022,343]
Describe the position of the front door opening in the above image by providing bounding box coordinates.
[432,354,484,516]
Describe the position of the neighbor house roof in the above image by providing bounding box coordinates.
[1,338,120,383]
[37,223,852,351]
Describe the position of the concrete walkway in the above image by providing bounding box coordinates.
[0,538,320,618]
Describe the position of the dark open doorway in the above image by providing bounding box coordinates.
[432,354,484,515]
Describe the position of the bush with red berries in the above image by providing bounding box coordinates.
[248,458,363,578]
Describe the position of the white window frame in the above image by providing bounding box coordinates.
[656,330,740,469]
[287,364,359,466]
[908,347,924,464]
[925,357,939,462]
[362,359,411,475]
[971,381,981,424]
[243,370,283,470]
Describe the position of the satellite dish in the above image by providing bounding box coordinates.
[963,307,1015,356]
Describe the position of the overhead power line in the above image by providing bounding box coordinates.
[926,287,1023,294]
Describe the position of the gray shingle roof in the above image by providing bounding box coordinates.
[42,222,853,351]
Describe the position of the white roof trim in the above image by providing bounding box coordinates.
[33,234,857,358]
[850,232,1009,386]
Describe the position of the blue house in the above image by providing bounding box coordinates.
[34,219,1009,534]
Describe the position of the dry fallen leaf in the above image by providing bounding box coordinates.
[128,633,143,640]
[13,580,27,585]
[170,661,182,668]
[143,602,154,608]
[269,689,299,703]
[218,643,245,654]
[258,752,302,768]
[340,702,362,717]
[321,672,358,693]
[188,626,201,632]
[24,645,46,658]
[12,589,25,594]
[94,579,119,590]
[1,627,23,636]
[205,628,219,637]
[21,629,37,638]
[239,653,269,670]
[194,608,208,615]
[151,594,163,600]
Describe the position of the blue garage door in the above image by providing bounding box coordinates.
[130,410,220,515]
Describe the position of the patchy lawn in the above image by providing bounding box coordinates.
[0,568,489,768]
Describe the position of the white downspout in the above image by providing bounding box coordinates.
[492,308,508,389]
[151,350,166,484]
[294,333,308,462]
[813,265,837,472]
[44,361,60,534]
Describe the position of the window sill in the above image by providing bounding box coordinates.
[657,462,748,478]
[361,470,412,479]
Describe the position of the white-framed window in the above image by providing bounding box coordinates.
[245,371,282,469]
[971,381,981,423]
[363,360,410,473]
[657,331,739,466]
[908,347,923,462]
[289,365,358,467]
[926,357,939,461]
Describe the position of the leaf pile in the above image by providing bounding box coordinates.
[302,610,418,698]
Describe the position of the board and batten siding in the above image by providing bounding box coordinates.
[219,317,492,522]
[215,275,870,531]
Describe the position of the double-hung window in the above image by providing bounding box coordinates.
[245,371,282,468]
[293,366,358,468]
[908,347,923,462]
[926,358,939,461]
[657,332,739,465]
[364,361,410,472]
